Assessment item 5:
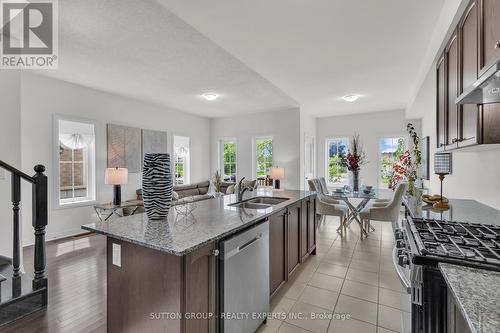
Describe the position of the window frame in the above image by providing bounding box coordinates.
[218,138,238,182]
[252,136,274,180]
[378,135,406,189]
[173,135,191,185]
[53,115,97,209]
[325,137,350,187]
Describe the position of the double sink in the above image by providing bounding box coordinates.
[228,196,289,210]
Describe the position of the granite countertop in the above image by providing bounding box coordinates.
[403,197,500,226]
[439,263,500,333]
[82,189,314,256]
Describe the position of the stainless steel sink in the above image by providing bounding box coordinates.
[247,197,289,205]
[228,196,290,210]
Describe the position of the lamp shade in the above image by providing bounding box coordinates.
[434,153,452,175]
[270,167,285,180]
[105,168,128,185]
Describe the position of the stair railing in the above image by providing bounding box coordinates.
[0,160,48,297]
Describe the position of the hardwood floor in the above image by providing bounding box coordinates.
[0,234,107,333]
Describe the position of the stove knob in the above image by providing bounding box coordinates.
[394,230,403,240]
[398,255,408,267]
[396,240,405,248]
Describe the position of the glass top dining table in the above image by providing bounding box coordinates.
[327,188,382,238]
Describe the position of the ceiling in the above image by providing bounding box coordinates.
[158,0,445,117]
[37,0,298,118]
[37,0,445,118]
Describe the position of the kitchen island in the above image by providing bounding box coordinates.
[82,189,317,333]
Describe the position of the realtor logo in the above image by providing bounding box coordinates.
[0,0,58,69]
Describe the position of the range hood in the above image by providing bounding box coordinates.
[456,60,500,104]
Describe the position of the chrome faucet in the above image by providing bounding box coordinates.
[237,177,252,201]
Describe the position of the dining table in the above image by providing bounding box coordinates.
[328,188,381,237]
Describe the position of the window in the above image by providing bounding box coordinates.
[173,136,190,185]
[254,137,273,179]
[326,138,349,186]
[220,139,237,182]
[379,137,405,188]
[56,118,96,206]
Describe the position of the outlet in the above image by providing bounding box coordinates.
[112,243,121,267]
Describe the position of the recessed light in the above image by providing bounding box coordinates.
[202,93,219,101]
[341,94,361,102]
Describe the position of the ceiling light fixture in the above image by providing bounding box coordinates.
[202,93,219,101]
[341,94,361,102]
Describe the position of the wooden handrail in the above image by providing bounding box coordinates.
[0,160,35,184]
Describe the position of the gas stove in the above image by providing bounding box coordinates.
[406,217,500,271]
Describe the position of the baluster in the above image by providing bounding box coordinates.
[11,173,21,297]
[32,165,47,290]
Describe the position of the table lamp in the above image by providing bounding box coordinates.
[433,153,452,209]
[105,167,128,205]
[270,167,285,189]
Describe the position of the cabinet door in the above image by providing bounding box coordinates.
[459,0,481,147]
[479,0,500,72]
[287,202,301,276]
[300,200,308,261]
[184,242,217,333]
[307,198,316,253]
[269,209,287,297]
[446,31,459,149]
[437,55,447,150]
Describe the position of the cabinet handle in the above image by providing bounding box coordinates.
[212,249,220,257]
[439,143,445,147]
[495,41,500,49]
[452,138,458,143]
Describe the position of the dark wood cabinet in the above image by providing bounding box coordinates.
[269,209,287,297]
[437,54,447,150]
[458,0,481,148]
[479,0,500,73]
[436,0,500,151]
[446,30,459,149]
[268,197,317,298]
[287,202,301,276]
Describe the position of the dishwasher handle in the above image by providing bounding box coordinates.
[238,233,263,252]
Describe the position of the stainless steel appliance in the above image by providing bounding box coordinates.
[457,59,500,104]
[394,215,500,332]
[219,220,269,333]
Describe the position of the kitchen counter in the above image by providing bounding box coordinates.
[403,197,500,226]
[439,263,500,333]
[82,188,314,255]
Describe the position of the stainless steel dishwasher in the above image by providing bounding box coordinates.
[220,220,269,333]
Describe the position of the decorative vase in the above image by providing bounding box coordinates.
[352,170,360,192]
[142,153,173,220]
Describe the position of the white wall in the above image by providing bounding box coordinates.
[316,110,414,189]
[300,110,316,190]
[19,73,211,245]
[408,66,500,210]
[210,108,301,189]
[0,71,21,257]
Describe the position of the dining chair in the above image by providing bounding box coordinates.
[308,178,349,236]
[358,182,407,239]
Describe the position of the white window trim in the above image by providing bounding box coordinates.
[252,135,274,180]
[173,135,191,185]
[53,114,97,209]
[218,137,238,181]
[377,134,406,189]
[325,137,349,187]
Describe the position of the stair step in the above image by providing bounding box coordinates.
[0,264,35,305]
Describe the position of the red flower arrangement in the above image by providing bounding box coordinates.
[342,134,366,171]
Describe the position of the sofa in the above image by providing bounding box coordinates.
[136,180,215,206]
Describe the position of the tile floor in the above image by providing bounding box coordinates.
[258,215,411,333]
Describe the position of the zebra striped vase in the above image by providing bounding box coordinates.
[142,153,173,220]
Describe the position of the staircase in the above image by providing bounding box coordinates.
[0,161,48,327]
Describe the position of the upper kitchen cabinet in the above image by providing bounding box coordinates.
[437,54,447,150]
[445,30,459,150]
[479,0,500,73]
[458,0,481,148]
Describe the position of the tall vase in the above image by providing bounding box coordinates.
[142,153,173,220]
[352,170,360,192]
